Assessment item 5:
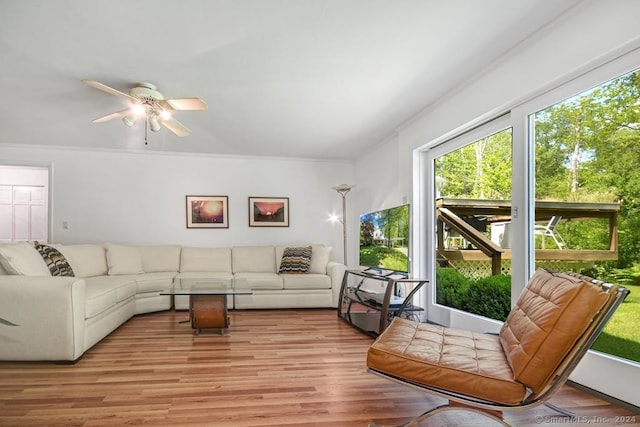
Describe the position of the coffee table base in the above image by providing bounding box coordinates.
[190,294,229,335]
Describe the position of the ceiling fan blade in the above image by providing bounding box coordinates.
[160,116,191,137]
[83,79,139,102]
[92,109,131,123]
[160,97,207,111]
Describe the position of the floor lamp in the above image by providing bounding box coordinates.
[332,184,354,265]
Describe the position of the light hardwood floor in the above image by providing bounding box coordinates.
[0,309,638,426]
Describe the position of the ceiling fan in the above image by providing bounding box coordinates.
[82,80,207,138]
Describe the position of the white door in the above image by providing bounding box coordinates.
[0,184,47,243]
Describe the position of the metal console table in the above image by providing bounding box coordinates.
[337,269,428,337]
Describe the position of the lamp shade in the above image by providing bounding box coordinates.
[122,115,137,127]
[149,115,161,132]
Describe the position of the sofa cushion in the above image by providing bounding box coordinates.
[84,276,138,319]
[278,246,312,273]
[174,274,234,290]
[282,273,331,290]
[139,245,181,272]
[106,244,144,275]
[0,242,51,276]
[234,272,283,290]
[232,246,276,273]
[174,272,234,287]
[51,244,108,278]
[134,272,176,293]
[180,246,232,272]
[34,241,74,277]
[309,245,332,274]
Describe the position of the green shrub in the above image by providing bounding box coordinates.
[463,275,512,321]
[436,269,511,321]
[435,268,470,308]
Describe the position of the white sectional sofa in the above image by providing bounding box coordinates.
[0,242,345,362]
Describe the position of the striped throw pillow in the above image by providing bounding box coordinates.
[34,241,75,277]
[278,246,312,274]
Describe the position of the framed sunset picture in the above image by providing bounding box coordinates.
[186,195,229,228]
[249,197,289,227]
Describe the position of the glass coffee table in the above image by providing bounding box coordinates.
[161,282,252,335]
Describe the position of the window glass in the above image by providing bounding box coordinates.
[434,128,513,321]
[531,68,640,363]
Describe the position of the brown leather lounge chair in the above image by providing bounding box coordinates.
[367,269,629,426]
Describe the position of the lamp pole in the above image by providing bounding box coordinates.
[332,184,354,265]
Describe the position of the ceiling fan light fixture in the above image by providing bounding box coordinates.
[131,104,146,116]
[122,115,137,127]
[149,115,161,132]
[83,80,205,138]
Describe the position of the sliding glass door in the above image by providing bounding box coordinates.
[419,47,640,404]
[530,68,640,365]
[423,116,513,330]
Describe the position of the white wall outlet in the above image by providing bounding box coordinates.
[62,221,69,230]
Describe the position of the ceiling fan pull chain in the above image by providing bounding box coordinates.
[144,115,148,145]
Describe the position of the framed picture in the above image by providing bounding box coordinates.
[186,195,229,228]
[249,197,289,227]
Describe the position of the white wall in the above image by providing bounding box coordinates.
[0,144,353,261]
[0,165,48,186]
[352,134,409,268]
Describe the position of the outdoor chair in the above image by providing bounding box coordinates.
[366,269,629,426]
[534,215,567,249]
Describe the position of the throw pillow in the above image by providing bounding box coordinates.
[278,246,312,274]
[34,241,75,277]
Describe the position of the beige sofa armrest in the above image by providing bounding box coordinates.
[0,276,86,361]
[327,261,346,307]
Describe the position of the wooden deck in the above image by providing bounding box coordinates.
[441,248,618,262]
[436,198,621,274]
[0,309,637,426]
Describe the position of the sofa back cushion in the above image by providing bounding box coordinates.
[499,269,611,394]
[139,245,181,272]
[105,243,144,275]
[0,242,51,276]
[232,246,276,273]
[180,246,232,272]
[51,244,108,278]
[309,245,331,274]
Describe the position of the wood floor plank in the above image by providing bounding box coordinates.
[0,309,637,426]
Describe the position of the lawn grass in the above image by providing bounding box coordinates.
[591,282,640,363]
[359,245,409,272]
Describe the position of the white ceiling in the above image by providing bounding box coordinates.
[0,0,581,160]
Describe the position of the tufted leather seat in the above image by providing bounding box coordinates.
[367,318,526,405]
[367,269,628,425]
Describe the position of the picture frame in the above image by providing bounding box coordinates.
[186,195,229,228]
[248,197,289,227]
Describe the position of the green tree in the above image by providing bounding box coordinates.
[437,129,512,199]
